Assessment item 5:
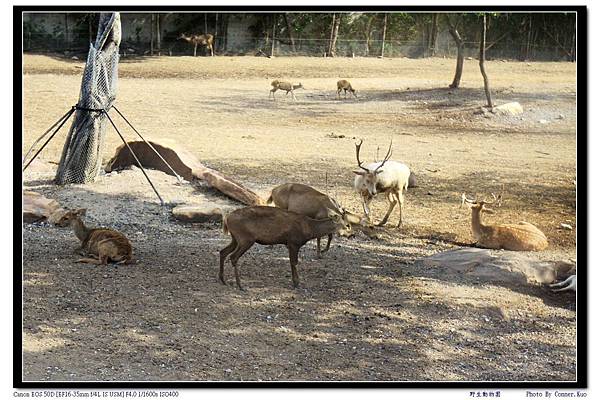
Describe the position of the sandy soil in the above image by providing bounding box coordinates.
[22,54,577,382]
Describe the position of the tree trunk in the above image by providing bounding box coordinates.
[204,13,208,34]
[428,13,438,56]
[88,14,93,43]
[363,15,374,56]
[284,13,296,52]
[328,13,336,56]
[330,14,341,57]
[271,14,277,57]
[214,13,219,52]
[65,14,69,48]
[447,16,464,88]
[381,13,388,57]
[156,13,161,56]
[479,14,493,108]
[150,14,154,55]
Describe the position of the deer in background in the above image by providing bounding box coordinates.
[267,183,366,258]
[56,208,133,265]
[353,140,412,228]
[178,33,214,56]
[461,193,548,251]
[270,80,304,101]
[337,79,357,99]
[220,206,351,290]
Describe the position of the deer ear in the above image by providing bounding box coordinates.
[76,208,87,216]
[353,170,366,176]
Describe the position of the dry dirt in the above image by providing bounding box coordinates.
[22,54,577,382]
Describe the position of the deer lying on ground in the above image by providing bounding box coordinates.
[178,33,214,56]
[270,80,304,101]
[57,208,133,265]
[267,183,366,258]
[337,79,357,99]
[461,193,548,251]
[220,206,350,290]
[353,140,412,228]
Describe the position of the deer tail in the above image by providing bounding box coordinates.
[221,210,229,235]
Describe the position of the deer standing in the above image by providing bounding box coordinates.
[267,183,365,258]
[461,193,548,251]
[57,209,133,265]
[337,79,357,99]
[270,80,304,101]
[178,33,214,56]
[219,206,350,290]
[353,140,412,228]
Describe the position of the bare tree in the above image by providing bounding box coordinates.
[446,14,465,88]
[270,14,278,57]
[380,13,388,57]
[479,14,493,108]
[328,13,336,56]
[428,13,439,56]
[284,13,296,53]
[329,13,342,57]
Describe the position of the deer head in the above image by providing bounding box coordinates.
[461,193,502,214]
[55,208,87,227]
[353,139,392,196]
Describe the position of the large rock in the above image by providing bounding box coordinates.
[493,102,523,116]
[172,205,223,223]
[420,248,575,286]
[105,139,264,206]
[23,191,62,223]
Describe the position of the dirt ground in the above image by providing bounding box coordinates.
[22,54,577,382]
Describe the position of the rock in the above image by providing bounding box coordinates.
[538,119,549,124]
[419,248,576,286]
[172,205,223,223]
[105,139,264,206]
[493,102,524,116]
[560,223,573,230]
[23,191,63,223]
[557,114,565,120]
[408,172,417,188]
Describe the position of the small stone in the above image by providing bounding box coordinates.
[560,223,573,230]
[538,119,549,124]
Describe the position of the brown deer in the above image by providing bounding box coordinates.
[178,33,214,56]
[270,80,304,101]
[337,79,357,99]
[219,206,350,290]
[56,209,133,265]
[353,140,412,228]
[266,183,366,258]
[461,193,548,251]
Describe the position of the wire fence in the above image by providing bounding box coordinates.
[22,31,575,62]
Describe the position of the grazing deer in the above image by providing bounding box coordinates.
[267,183,366,258]
[353,140,412,228]
[270,80,304,101]
[337,79,357,99]
[219,206,350,290]
[178,33,214,56]
[461,193,548,251]
[550,275,576,292]
[57,208,133,265]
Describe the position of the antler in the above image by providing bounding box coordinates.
[373,140,393,172]
[355,139,370,172]
[482,192,502,205]
[461,193,477,207]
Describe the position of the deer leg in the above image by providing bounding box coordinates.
[291,90,297,101]
[219,238,238,285]
[362,195,373,224]
[229,241,254,291]
[345,89,348,99]
[337,88,341,99]
[194,43,197,57]
[323,234,333,253]
[287,245,300,288]
[316,237,322,259]
[377,192,397,226]
[396,190,404,228]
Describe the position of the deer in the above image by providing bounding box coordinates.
[266,183,367,258]
[219,206,351,290]
[56,208,133,265]
[270,80,304,101]
[461,193,548,251]
[178,33,214,57]
[353,140,412,228]
[337,79,357,99]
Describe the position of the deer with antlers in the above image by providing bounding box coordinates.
[461,193,548,251]
[353,140,412,228]
[178,33,214,56]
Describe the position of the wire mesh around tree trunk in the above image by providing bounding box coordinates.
[55,13,121,184]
